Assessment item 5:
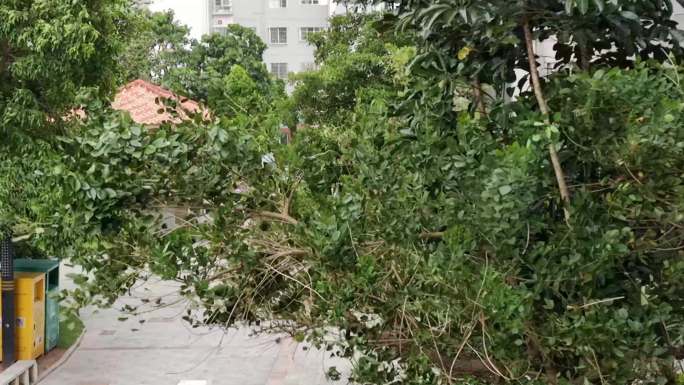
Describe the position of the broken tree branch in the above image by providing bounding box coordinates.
[282,174,303,217]
[255,211,299,225]
[522,18,572,222]
[420,231,445,240]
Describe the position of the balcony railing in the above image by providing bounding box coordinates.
[213,7,233,15]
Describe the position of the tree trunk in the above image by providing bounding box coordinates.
[578,39,591,71]
[522,19,571,221]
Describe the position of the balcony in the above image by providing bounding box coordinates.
[213,7,233,15]
[212,0,233,15]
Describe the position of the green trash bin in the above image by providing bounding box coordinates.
[13,259,60,352]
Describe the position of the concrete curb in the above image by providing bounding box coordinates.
[37,327,86,383]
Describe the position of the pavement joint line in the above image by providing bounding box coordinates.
[39,265,348,385]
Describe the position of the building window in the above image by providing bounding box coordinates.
[213,27,227,35]
[301,62,318,71]
[269,0,287,7]
[215,0,232,11]
[269,27,287,44]
[300,27,324,41]
[300,0,321,4]
[270,63,288,79]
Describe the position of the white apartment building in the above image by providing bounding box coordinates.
[209,0,332,80]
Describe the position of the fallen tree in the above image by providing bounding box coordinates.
[2,1,684,384]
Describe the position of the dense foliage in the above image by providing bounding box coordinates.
[160,26,275,102]
[291,14,403,125]
[118,9,190,84]
[118,11,285,117]
[1,1,683,385]
[44,62,683,385]
[0,0,132,137]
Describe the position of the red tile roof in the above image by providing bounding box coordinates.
[112,79,203,125]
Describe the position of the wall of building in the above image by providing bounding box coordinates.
[329,1,388,15]
[210,0,330,80]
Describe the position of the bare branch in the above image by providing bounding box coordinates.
[255,211,299,225]
[522,18,571,221]
[420,231,445,240]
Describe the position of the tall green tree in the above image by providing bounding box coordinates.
[0,0,134,236]
[0,0,132,136]
[162,25,273,102]
[117,9,190,84]
[291,14,400,125]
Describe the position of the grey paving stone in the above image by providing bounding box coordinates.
[40,264,349,385]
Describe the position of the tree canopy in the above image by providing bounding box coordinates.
[0,0,132,137]
[161,25,274,103]
[291,14,400,125]
[117,11,283,116]
[118,9,190,84]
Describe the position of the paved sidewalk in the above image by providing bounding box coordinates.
[40,267,348,385]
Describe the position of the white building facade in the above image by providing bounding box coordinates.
[674,1,684,26]
[329,1,393,15]
[209,0,332,80]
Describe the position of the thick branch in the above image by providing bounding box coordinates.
[522,20,550,117]
[522,19,572,220]
[420,231,445,240]
[255,211,299,225]
[267,248,309,260]
[282,175,302,217]
[578,43,591,71]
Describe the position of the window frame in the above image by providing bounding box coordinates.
[299,27,324,41]
[215,0,232,9]
[301,62,318,72]
[269,0,287,8]
[269,27,288,45]
[270,62,289,80]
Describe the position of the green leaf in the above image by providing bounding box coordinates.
[671,29,684,45]
[621,11,640,22]
[565,0,575,14]
[592,0,604,13]
[543,299,555,309]
[499,185,512,195]
[578,0,589,15]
